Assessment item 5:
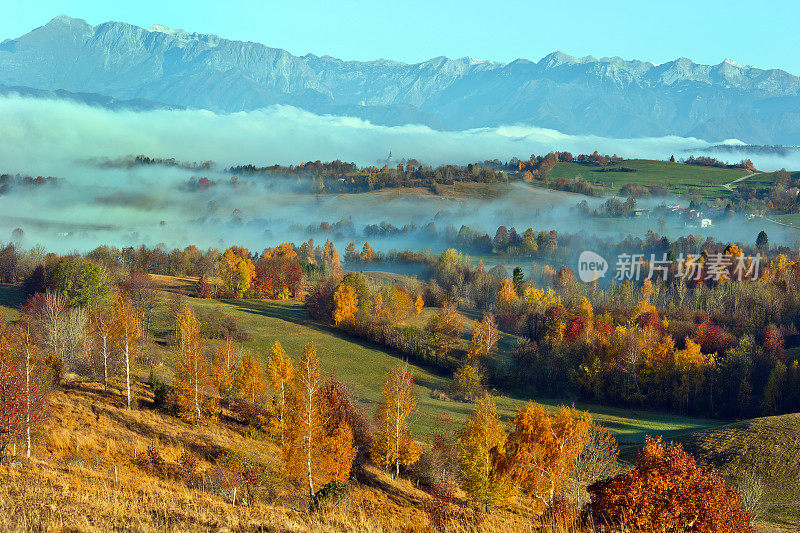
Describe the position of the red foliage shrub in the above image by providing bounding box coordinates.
[690,319,735,355]
[588,437,753,532]
[637,310,664,333]
[564,316,587,341]
[762,324,785,361]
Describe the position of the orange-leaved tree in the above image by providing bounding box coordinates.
[235,350,267,405]
[171,309,212,423]
[266,340,294,447]
[588,436,753,532]
[254,243,302,299]
[285,343,355,499]
[414,294,424,315]
[425,302,463,363]
[109,291,141,410]
[493,402,591,513]
[371,363,421,479]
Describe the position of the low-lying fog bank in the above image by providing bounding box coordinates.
[1,95,798,254]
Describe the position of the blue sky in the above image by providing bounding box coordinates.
[3,0,799,73]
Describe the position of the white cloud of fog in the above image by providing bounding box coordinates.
[2,95,799,173]
[1,95,799,254]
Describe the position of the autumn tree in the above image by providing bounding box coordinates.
[286,343,356,498]
[218,246,255,298]
[385,286,412,324]
[450,364,484,402]
[254,243,302,299]
[372,364,421,479]
[121,271,158,361]
[496,278,519,311]
[360,242,376,262]
[195,274,212,298]
[588,437,753,532]
[235,350,267,405]
[320,378,372,471]
[414,294,424,315]
[171,309,212,423]
[89,306,113,391]
[10,322,48,458]
[457,393,509,507]
[425,303,463,363]
[569,422,619,504]
[467,312,499,363]
[211,336,238,405]
[266,341,294,447]
[322,239,342,275]
[333,284,358,326]
[0,350,24,461]
[493,402,591,513]
[109,291,141,409]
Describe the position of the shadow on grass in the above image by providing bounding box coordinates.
[0,283,26,311]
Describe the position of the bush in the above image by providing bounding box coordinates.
[194,308,251,342]
[310,480,351,512]
[449,365,484,402]
[177,448,199,488]
[230,399,267,428]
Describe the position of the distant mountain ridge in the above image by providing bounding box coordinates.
[2,15,800,144]
[0,83,183,111]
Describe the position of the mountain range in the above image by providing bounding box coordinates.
[2,15,800,144]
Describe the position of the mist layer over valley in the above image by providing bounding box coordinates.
[1,95,799,257]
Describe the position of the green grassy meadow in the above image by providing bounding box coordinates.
[548,159,749,198]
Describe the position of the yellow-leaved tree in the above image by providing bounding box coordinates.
[266,340,294,447]
[171,309,212,423]
[467,312,499,363]
[333,284,358,326]
[285,343,355,499]
[457,393,509,507]
[425,302,463,363]
[218,246,255,298]
[493,402,591,513]
[211,336,238,405]
[235,350,267,405]
[371,363,421,479]
[109,291,141,410]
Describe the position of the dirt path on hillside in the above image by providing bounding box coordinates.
[723,171,760,191]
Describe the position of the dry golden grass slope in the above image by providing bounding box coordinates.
[1,379,796,531]
[0,380,544,533]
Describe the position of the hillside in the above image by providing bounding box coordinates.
[0,381,444,532]
[675,414,800,530]
[4,16,800,143]
[0,372,792,531]
[547,159,750,198]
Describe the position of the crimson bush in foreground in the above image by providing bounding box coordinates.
[588,436,753,533]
